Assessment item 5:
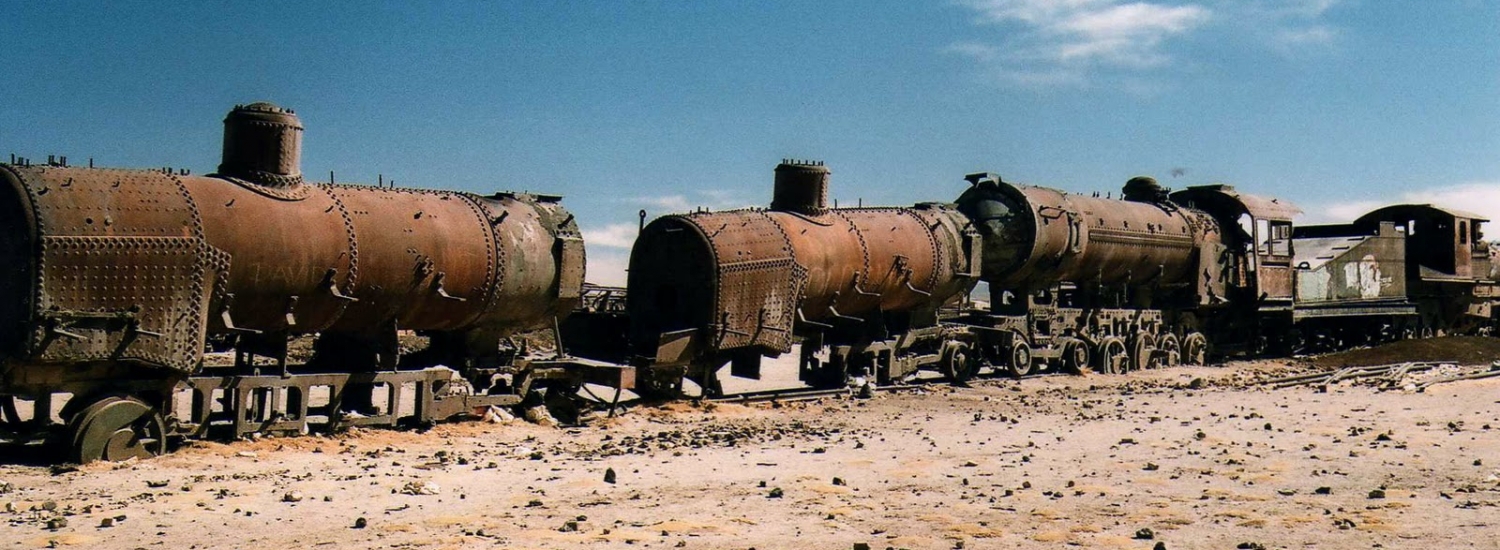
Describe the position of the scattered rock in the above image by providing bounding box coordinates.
[46,517,67,530]
[767,487,784,498]
[1135,527,1155,539]
[146,480,169,488]
[604,468,617,484]
[99,517,114,528]
[282,491,304,503]
[400,481,440,496]
[1368,488,1386,499]
[353,517,367,529]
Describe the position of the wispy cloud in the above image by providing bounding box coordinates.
[952,0,1342,88]
[1303,182,1500,228]
[624,188,752,216]
[581,223,639,250]
[586,249,630,287]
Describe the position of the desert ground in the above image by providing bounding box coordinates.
[3,343,1500,550]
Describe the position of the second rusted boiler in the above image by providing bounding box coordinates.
[627,161,979,393]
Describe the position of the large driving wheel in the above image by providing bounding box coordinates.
[1156,333,1181,368]
[1130,332,1156,371]
[68,396,166,464]
[941,341,976,384]
[1096,337,1129,375]
[1060,340,1090,375]
[1181,332,1208,365]
[1007,340,1033,378]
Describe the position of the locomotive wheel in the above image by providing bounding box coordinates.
[1130,333,1156,371]
[1060,341,1090,375]
[1156,333,1181,368]
[1096,337,1129,375]
[941,341,976,384]
[1181,332,1208,365]
[68,396,166,464]
[1007,341,1033,378]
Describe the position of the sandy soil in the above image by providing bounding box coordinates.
[3,360,1500,550]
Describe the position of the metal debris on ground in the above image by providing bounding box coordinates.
[1261,360,1500,392]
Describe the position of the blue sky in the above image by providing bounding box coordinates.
[2,1,1497,285]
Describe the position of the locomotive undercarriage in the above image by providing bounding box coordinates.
[0,330,634,464]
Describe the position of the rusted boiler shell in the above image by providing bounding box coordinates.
[956,176,1219,290]
[0,103,583,376]
[627,162,976,357]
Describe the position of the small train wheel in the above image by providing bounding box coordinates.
[1007,341,1033,378]
[1061,341,1090,375]
[941,341,976,384]
[1096,337,1128,375]
[1156,333,1181,368]
[1182,332,1208,365]
[69,396,166,464]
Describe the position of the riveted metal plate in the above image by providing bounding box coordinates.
[693,211,803,353]
[34,235,211,372]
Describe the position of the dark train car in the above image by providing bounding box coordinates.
[954,174,1302,373]
[1293,204,1498,345]
[0,103,624,462]
[625,161,981,394]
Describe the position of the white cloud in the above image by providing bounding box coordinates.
[581,223,638,250]
[1303,182,1500,230]
[952,0,1342,88]
[586,249,630,287]
[624,188,752,216]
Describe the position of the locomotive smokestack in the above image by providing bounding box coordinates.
[771,159,830,215]
[1122,175,1168,203]
[218,102,305,192]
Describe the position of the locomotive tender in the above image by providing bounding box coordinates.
[0,103,625,462]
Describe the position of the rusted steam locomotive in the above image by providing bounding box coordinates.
[597,162,1498,395]
[0,103,626,462]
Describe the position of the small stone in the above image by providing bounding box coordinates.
[282,491,303,503]
[1143,463,1160,471]
[353,517,368,529]
[1153,543,1167,550]
[1314,487,1332,495]
[146,480,169,488]
[46,517,67,530]
[853,544,872,550]
[832,477,846,486]
[1334,518,1356,530]
[560,520,580,532]
[400,481,440,496]
[99,517,114,528]
[767,487,784,498]
[1187,378,1206,389]
[1135,527,1155,540]
[604,468,617,484]
[1368,488,1386,499]
[236,451,257,458]
[1236,543,1265,550]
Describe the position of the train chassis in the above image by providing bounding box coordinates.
[0,358,633,463]
[792,304,1209,390]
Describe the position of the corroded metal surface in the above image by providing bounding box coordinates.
[0,165,222,374]
[957,174,1219,292]
[0,102,584,392]
[627,161,975,365]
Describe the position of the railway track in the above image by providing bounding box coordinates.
[708,383,930,404]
